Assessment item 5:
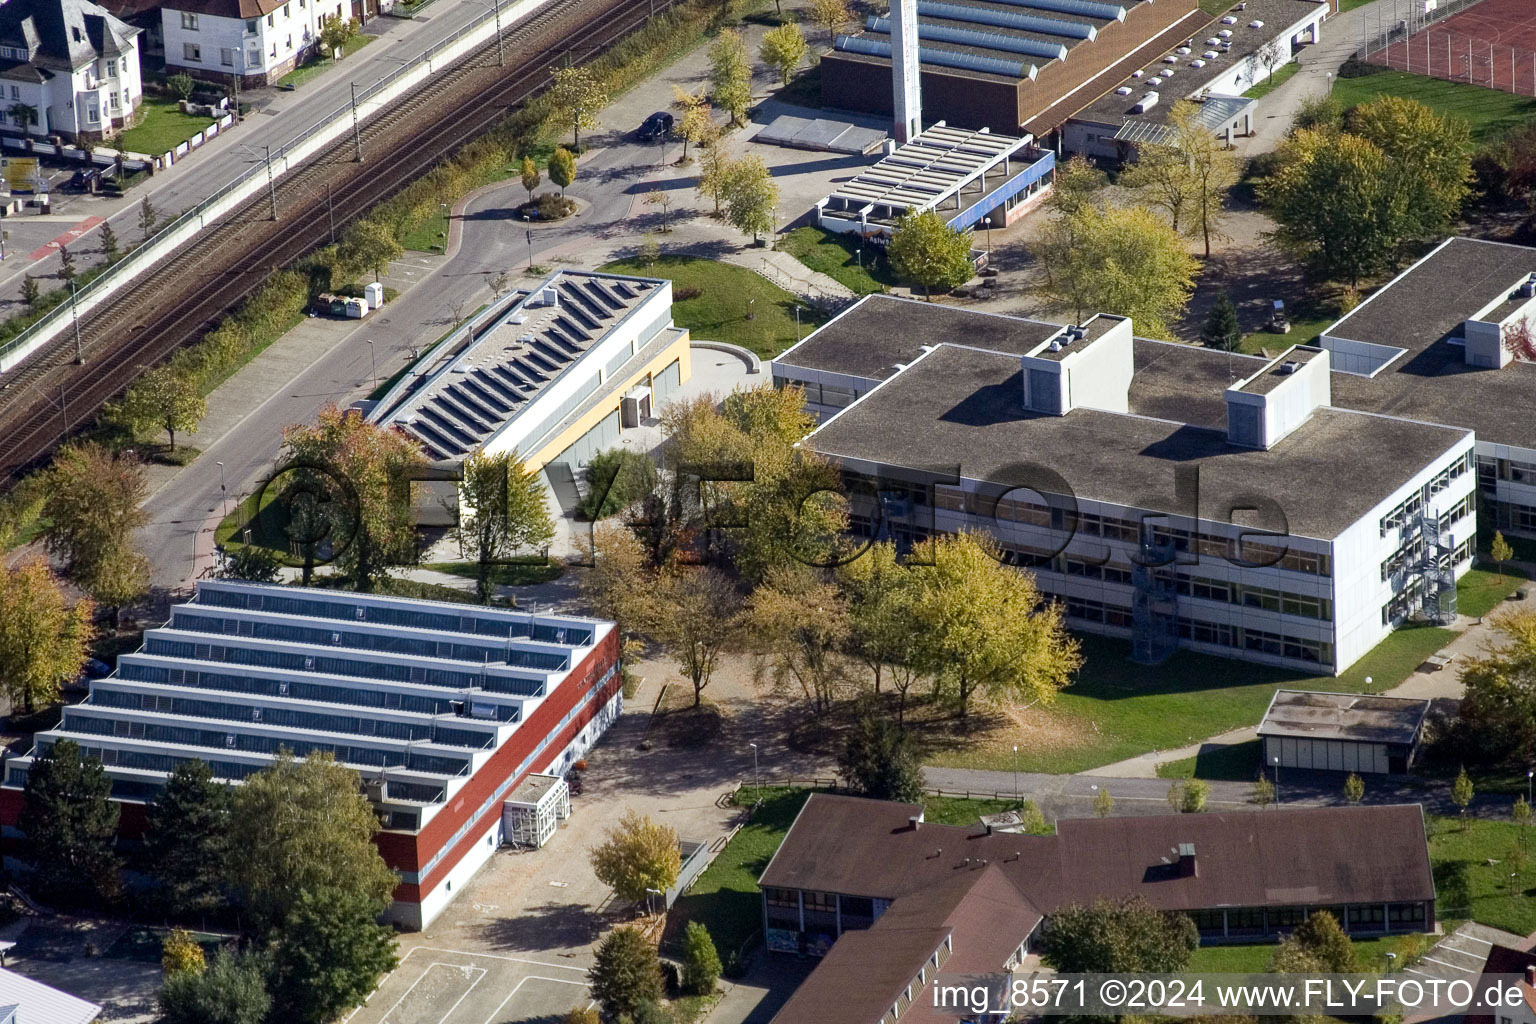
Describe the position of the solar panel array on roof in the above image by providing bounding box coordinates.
[1000,0,1124,20]
[918,0,1095,40]
[825,123,1033,214]
[380,271,660,461]
[867,14,1070,61]
[836,32,1035,78]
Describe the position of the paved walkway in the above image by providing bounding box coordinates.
[725,248,854,304]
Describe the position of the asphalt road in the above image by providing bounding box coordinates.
[136,125,660,590]
[0,0,514,304]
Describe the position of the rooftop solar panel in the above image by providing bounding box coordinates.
[869,14,1068,60]
[917,0,1094,38]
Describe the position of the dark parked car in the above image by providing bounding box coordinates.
[637,111,674,140]
[63,168,101,192]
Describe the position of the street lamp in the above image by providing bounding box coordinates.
[1271,754,1281,804]
[749,742,759,799]
[365,339,378,388]
[1527,769,1532,806]
[215,460,228,521]
[983,215,994,253]
[1012,744,1019,803]
[645,886,663,916]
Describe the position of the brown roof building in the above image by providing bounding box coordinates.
[763,795,1436,1024]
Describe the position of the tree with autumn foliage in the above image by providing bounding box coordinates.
[279,404,426,590]
[589,809,681,904]
[0,559,95,714]
[41,442,150,626]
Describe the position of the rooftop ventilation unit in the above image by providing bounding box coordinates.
[1133,91,1161,113]
[1047,340,1063,352]
[1218,28,1233,36]
[1221,15,1237,23]
[1520,274,1536,298]
[1190,59,1206,67]
[539,286,560,307]
[1176,46,1191,54]
[1116,86,1133,94]
[1203,50,1220,59]
[1249,19,1264,27]
[1278,361,1300,375]
[1205,36,1220,44]
[1131,68,1144,77]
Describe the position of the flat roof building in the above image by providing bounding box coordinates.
[775,295,1477,673]
[814,123,1056,235]
[1258,690,1431,775]
[820,0,1206,138]
[369,269,693,480]
[0,580,621,930]
[1062,0,1327,158]
[762,794,1435,1023]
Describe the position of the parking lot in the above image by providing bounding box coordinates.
[353,946,593,1024]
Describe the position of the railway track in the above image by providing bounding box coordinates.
[0,0,681,482]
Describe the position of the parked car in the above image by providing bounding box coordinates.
[63,168,101,192]
[637,111,674,140]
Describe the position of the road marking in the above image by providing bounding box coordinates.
[431,963,489,1024]
[1455,934,1494,946]
[1436,945,1489,960]
[28,216,104,260]
[1419,955,1478,974]
[380,962,487,1024]
[412,946,588,973]
[477,974,589,1024]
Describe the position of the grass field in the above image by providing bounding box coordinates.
[600,255,825,358]
[1457,565,1531,619]
[928,624,1457,776]
[420,559,565,587]
[673,788,1033,959]
[1187,935,1402,973]
[1332,69,1536,144]
[1156,739,1262,781]
[778,227,894,296]
[276,34,374,89]
[1245,61,1301,100]
[116,97,213,156]
[1429,815,1536,935]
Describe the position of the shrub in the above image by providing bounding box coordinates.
[673,286,703,301]
[535,192,576,220]
[579,448,658,520]
[681,921,722,996]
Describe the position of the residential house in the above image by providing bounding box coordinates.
[0,0,143,141]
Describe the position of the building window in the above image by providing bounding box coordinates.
[105,58,117,77]
[267,13,275,26]
[8,86,17,100]
[220,47,235,66]
[269,43,277,58]
[180,11,199,29]
[284,2,291,14]
[109,91,119,109]
[246,17,258,32]
[183,42,202,62]
[285,34,292,49]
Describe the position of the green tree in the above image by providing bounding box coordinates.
[886,208,974,300]
[1201,293,1242,351]
[1261,129,1402,287]
[19,737,120,904]
[167,72,195,101]
[681,921,722,996]
[41,443,150,625]
[158,949,271,1024]
[99,221,119,264]
[839,541,926,720]
[57,243,75,283]
[162,929,206,975]
[1167,778,1209,813]
[217,544,282,583]
[1492,531,1515,582]
[138,197,158,243]
[1453,766,1475,819]
[1093,786,1114,818]
[1344,772,1365,805]
[1036,203,1195,337]
[144,758,233,918]
[1046,155,1106,217]
[808,0,850,43]
[750,565,850,713]
[548,146,577,197]
[1040,897,1198,974]
[1275,910,1356,973]
[709,30,752,126]
[452,450,556,604]
[120,364,207,451]
[562,1009,601,1024]
[839,716,925,802]
[1251,774,1275,808]
[268,886,399,1024]
[20,274,39,311]
[589,809,681,904]
[228,751,400,933]
[338,219,402,283]
[676,94,718,161]
[1515,794,1532,829]
[908,531,1081,717]
[589,926,664,1021]
[643,189,673,231]
[1458,611,1536,765]
[521,155,541,202]
[0,559,94,715]
[578,448,657,521]
[547,64,607,150]
[1123,100,1240,256]
[319,15,358,56]
[760,22,808,85]
[722,154,779,242]
[1346,95,1472,246]
[639,232,660,267]
[1019,799,1050,835]
[280,403,427,591]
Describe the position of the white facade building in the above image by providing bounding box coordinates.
[775,295,1479,675]
[0,0,142,141]
[161,0,347,85]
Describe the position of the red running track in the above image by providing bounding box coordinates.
[1367,0,1536,97]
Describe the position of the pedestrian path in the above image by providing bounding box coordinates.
[725,247,855,304]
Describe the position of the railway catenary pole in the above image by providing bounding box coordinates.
[264,146,278,221]
[351,82,364,162]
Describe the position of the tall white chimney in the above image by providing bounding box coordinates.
[890,0,921,143]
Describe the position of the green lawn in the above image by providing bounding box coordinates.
[1157,739,1263,781]
[1429,815,1536,934]
[276,34,374,89]
[1332,69,1536,144]
[1244,61,1301,100]
[778,226,895,296]
[930,625,1457,776]
[1239,313,1337,355]
[600,255,826,359]
[1188,935,1402,974]
[421,559,565,587]
[1335,0,1376,10]
[116,97,214,156]
[1457,564,1531,619]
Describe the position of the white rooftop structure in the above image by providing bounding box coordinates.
[0,967,100,1024]
[821,123,1033,223]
